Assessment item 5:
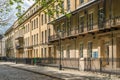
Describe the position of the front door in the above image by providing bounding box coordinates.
[117,38,120,68]
[48,47,51,58]
[100,40,109,67]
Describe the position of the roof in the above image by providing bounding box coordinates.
[4,27,13,35]
[0,35,3,39]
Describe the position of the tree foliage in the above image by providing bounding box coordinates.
[0,0,71,26]
[39,0,71,19]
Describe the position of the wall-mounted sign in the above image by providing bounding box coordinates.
[92,51,98,58]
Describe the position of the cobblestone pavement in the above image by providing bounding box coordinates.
[0,64,60,80]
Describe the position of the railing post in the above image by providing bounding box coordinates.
[100,58,102,72]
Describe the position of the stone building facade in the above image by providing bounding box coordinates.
[4,0,120,72]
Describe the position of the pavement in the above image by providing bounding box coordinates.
[0,64,58,80]
[1,62,120,80]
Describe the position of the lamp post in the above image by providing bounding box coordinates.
[58,30,62,70]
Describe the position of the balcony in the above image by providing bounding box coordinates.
[49,16,120,42]
[26,45,33,49]
[111,16,120,28]
[48,34,59,42]
[49,26,87,42]
[77,0,97,10]
[16,45,24,50]
[15,37,24,50]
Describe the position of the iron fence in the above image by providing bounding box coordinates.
[1,57,120,75]
[36,58,79,69]
[84,58,120,75]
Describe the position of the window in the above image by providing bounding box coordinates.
[45,14,47,24]
[36,18,38,28]
[56,25,59,32]
[24,38,26,46]
[24,26,26,33]
[67,0,70,11]
[62,22,66,32]
[36,49,38,58]
[61,46,64,58]
[32,35,33,45]
[67,46,70,58]
[34,49,36,57]
[34,35,35,45]
[32,10,34,13]
[61,2,64,12]
[75,0,77,9]
[105,44,109,65]
[36,5,38,9]
[44,48,47,58]
[41,48,43,57]
[56,5,59,17]
[27,37,28,46]
[88,42,92,58]
[36,34,38,44]
[48,15,51,22]
[26,25,27,33]
[67,19,71,35]
[80,0,84,4]
[28,23,29,32]
[45,30,47,43]
[34,19,35,29]
[79,16,84,33]
[80,43,83,58]
[42,31,44,43]
[27,24,29,32]
[41,14,44,25]
[34,8,35,12]
[88,13,93,31]
[32,21,33,30]
[48,29,51,40]
[98,8,104,28]
[28,37,29,46]
[26,38,27,46]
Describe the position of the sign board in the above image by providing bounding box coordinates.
[92,51,98,58]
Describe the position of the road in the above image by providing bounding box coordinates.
[0,64,60,80]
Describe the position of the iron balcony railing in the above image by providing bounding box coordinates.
[16,45,24,50]
[49,16,120,42]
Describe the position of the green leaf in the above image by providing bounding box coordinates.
[65,13,72,19]
[9,0,14,5]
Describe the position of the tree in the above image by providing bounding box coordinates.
[0,0,12,25]
[0,0,24,26]
[0,0,71,26]
[38,0,71,19]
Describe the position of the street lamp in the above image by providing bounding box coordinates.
[57,30,63,70]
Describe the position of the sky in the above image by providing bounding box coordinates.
[0,0,35,34]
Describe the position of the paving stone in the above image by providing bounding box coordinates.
[0,64,60,80]
[1,62,120,80]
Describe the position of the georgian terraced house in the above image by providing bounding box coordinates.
[5,0,120,73]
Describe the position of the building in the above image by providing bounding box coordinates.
[4,27,15,58]
[4,0,120,73]
[48,0,120,72]
[0,35,6,58]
